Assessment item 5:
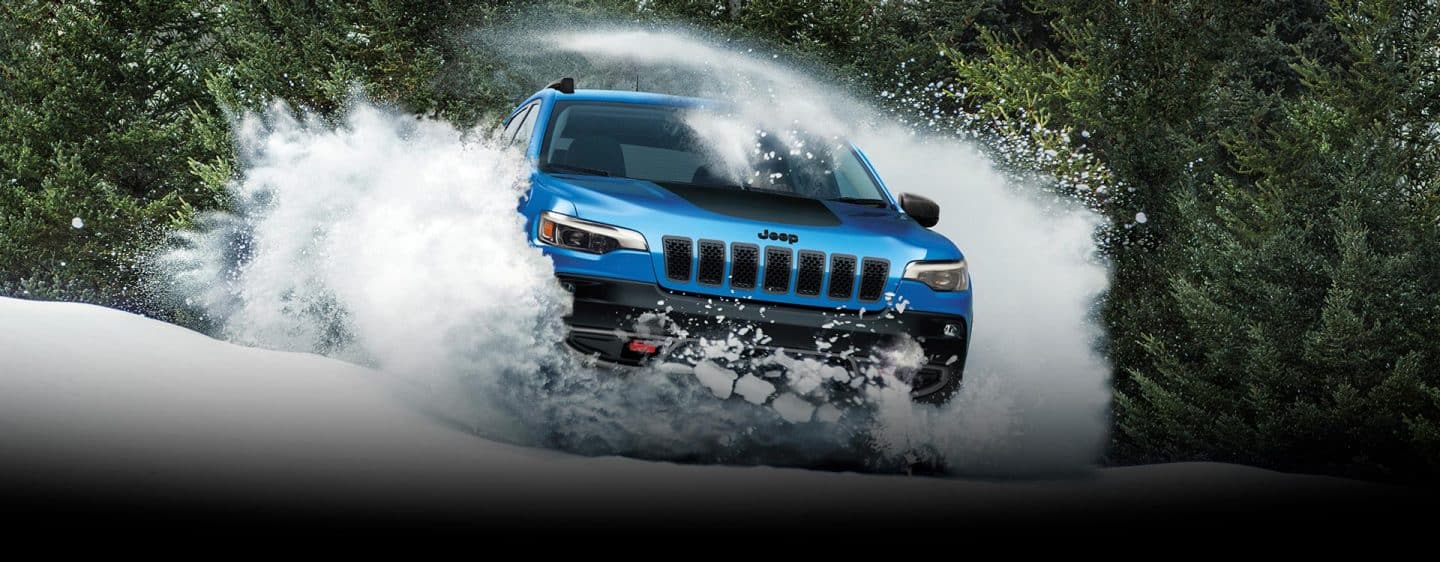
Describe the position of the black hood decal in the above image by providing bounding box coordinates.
[656,183,842,226]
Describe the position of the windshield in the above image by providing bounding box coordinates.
[538,101,887,204]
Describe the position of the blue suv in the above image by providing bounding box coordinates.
[504,79,972,402]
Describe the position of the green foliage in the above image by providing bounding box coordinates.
[200,0,508,122]
[1,1,230,315]
[643,1,1052,113]
[0,0,512,317]
[949,0,1440,479]
[950,1,1348,377]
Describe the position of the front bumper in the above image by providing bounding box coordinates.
[558,274,969,398]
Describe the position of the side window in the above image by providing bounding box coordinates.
[501,105,531,142]
[513,103,540,148]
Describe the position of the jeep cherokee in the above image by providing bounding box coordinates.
[503,78,972,403]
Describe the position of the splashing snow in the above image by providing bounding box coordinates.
[160,103,571,440]
[161,27,1110,477]
[523,27,1113,474]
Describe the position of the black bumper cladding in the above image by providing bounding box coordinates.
[558,274,969,400]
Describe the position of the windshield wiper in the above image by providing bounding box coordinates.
[655,179,752,192]
[541,163,611,177]
[743,185,816,199]
[826,197,889,207]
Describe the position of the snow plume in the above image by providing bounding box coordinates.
[158,101,887,467]
[162,28,1110,476]
[861,136,1111,473]
[160,103,572,439]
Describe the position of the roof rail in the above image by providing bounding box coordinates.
[546,77,575,94]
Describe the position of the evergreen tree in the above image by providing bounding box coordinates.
[0,0,507,317]
[1120,0,1440,478]
[948,0,1440,478]
[0,1,229,314]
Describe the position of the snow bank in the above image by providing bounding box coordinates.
[0,297,1381,523]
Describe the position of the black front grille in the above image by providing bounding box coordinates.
[730,243,758,289]
[858,258,889,301]
[763,247,792,293]
[661,235,888,304]
[828,255,857,299]
[796,251,825,296]
[663,237,692,282]
[697,240,725,285]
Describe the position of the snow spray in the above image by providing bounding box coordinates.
[161,28,1110,476]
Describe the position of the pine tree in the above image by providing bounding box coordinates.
[946,0,1440,477]
[1120,0,1440,478]
[0,1,230,315]
[0,1,507,317]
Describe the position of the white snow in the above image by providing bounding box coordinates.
[693,360,738,399]
[786,365,823,395]
[0,297,1379,519]
[734,374,776,404]
[656,362,696,375]
[771,393,816,424]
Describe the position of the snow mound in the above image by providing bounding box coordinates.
[0,296,1380,524]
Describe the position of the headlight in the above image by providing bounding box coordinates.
[903,260,969,291]
[537,211,648,254]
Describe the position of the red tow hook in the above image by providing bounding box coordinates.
[626,339,663,355]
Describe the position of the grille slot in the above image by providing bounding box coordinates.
[663,237,693,282]
[828,255,857,300]
[858,258,889,301]
[665,235,883,304]
[763,247,793,293]
[730,243,758,289]
[697,240,726,285]
[796,251,825,296]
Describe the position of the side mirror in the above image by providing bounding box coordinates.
[899,193,940,228]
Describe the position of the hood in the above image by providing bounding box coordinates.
[533,172,963,310]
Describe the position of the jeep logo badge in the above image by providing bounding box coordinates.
[758,229,799,244]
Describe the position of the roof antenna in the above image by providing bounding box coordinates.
[634,66,641,92]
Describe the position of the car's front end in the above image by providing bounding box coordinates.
[508,85,972,402]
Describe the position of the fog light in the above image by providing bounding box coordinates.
[943,323,962,338]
